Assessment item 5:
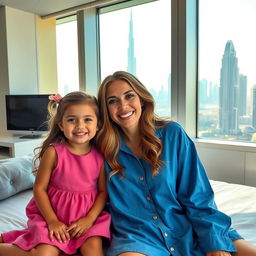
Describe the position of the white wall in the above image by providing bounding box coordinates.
[0,7,38,136]
[5,7,39,94]
[0,7,10,136]
[195,140,256,187]
[0,6,58,137]
[36,17,58,94]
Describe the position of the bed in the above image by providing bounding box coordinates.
[0,155,256,255]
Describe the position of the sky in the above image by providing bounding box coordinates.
[56,0,171,94]
[99,0,171,93]
[56,0,256,95]
[199,0,256,89]
[100,0,256,92]
[56,21,79,95]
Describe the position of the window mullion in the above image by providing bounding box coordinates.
[172,0,197,137]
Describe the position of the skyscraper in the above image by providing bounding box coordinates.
[127,11,136,76]
[239,74,247,117]
[252,85,256,128]
[219,40,240,135]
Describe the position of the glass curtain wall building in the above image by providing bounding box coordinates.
[198,0,256,143]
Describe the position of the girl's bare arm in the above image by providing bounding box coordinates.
[33,146,70,242]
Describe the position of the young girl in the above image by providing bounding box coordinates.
[0,91,111,256]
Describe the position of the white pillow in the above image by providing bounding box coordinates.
[0,155,35,200]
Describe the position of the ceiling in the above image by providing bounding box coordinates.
[0,0,100,17]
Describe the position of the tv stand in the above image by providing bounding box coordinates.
[0,136,44,159]
[19,134,42,139]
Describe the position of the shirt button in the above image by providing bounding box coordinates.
[170,247,175,252]
[164,232,168,237]
[146,196,151,200]
[152,215,158,220]
[139,176,144,181]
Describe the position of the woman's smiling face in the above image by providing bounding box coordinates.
[106,79,143,132]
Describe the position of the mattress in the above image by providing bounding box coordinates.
[0,180,255,250]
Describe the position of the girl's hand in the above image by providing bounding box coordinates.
[67,216,94,239]
[48,219,70,243]
[206,251,232,256]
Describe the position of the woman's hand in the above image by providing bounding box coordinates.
[67,216,94,239]
[206,251,232,256]
[48,219,70,243]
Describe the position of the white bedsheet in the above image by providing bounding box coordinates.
[0,181,255,247]
[0,189,32,233]
[210,180,256,245]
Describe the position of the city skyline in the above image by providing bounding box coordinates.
[56,0,256,141]
[99,0,171,93]
[199,0,256,90]
[126,10,171,117]
[199,39,256,141]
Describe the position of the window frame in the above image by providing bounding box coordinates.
[80,0,196,133]
[77,0,256,151]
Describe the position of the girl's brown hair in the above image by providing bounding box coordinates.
[96,71,170,177]
[33,91,99,172]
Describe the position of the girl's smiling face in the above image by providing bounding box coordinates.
[58,103,98,147]
[106,79,143,133]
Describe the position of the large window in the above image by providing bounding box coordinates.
[56,15,79,95]
[99,0,171,117]
[198,0,256,143]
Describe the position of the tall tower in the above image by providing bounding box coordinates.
[127,11,136,76]
[219,40,239,135]
[252,85,256,128]
[239,74,247,117]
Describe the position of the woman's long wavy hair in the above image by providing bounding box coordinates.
[33,91,99,172]
[96,71,170,177]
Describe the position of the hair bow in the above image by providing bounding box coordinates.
[49,94,62,103]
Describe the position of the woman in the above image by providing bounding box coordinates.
[96,71,256,256]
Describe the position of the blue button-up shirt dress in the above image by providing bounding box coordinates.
[105,121,242,256]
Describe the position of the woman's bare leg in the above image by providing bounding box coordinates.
[234,239,256,256]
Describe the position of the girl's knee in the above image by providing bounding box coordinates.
[31,244,60,256]
[84,236,102,247]
[80,236,103,253]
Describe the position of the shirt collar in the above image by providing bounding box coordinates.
[119,125,163,155]
[119,135,133,155]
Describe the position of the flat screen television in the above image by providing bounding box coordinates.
[5,94,50,139]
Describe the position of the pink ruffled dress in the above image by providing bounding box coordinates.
[2,143,111,255]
